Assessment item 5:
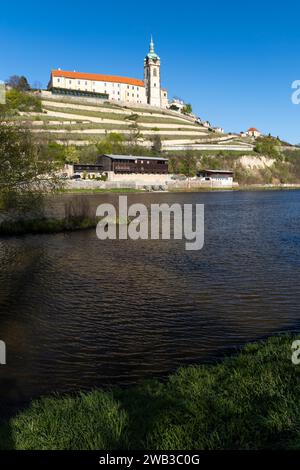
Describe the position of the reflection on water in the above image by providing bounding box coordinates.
[0,190,300,406]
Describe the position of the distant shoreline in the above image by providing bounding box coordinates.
[1,186,299,236]
[61,184,300,194]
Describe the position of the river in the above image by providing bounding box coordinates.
[0,190,299,408]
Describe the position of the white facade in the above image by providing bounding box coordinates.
[246,128,262,138]
[50,73,147,105]
[144,37,161,107]
[197,170,234,187]
[213,127,225,133]
[49,38,168,108]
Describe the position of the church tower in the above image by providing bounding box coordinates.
[144,36,161,107]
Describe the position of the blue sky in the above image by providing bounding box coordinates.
[0,0,299,143]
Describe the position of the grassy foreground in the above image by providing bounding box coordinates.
[1,334,300,450]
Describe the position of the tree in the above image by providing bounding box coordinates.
[151,134,162,154]
[38,142,66,163]
[179,151,197,177]
[169,104,180,112]
[78,144,99,164]
[6,75,31,92]
[128,123,143,148]
[97,132,125,155]
[254,136,280,158]
[64,145,80,164]
[182,103,193,115]
[0,89,41,114]
[0,122,61,212]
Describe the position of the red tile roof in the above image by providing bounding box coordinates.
[52,70,145,87]
[248,127,259,132]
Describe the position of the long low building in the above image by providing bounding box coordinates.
[70,154,169,177]
[97,154,168,174]
[197,169,234,186]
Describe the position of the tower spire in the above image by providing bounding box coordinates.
[150,35,154,53]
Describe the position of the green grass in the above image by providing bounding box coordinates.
[32,132,209,143]
[1,334,300,450]
[43,105,197,126]
[43,105,131,121]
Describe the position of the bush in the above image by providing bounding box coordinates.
[0,89,42,114]
[254,136,280,158]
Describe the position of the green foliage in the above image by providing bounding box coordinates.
[125,113,139,121]
[78,144,99,164]
[151,134,162,154]
[1,335,300,450]
[0,89,42,114]
[169,151,197,176]
[182,103,193,115]
[254,136,280,157]
[64,145,80,164]
[169,104,180,111]
[39,142,66,163]
[96,132,125,155]
[0,122,60,212]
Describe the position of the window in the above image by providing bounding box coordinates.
[154,83,156,87]
[153,68,157,77]
[78,81,80,85]
[85,81,87,85]
[57,78,60,83]
[69,80,72,84]
[127,93,130,96]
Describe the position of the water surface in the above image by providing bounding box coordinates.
[0,190,299,407]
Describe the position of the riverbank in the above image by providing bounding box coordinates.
[61,187,145,194]
[0,217,97,235]
[169,184,300,192]
[61,184,300,194]
[1,334,299,450]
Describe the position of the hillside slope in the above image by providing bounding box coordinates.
[15,91,254,152]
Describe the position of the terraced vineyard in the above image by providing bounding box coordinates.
[18,92,254,151]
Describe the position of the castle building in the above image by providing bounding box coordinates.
[48,38,168,108]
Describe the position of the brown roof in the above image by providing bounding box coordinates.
[52,70,145,87]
